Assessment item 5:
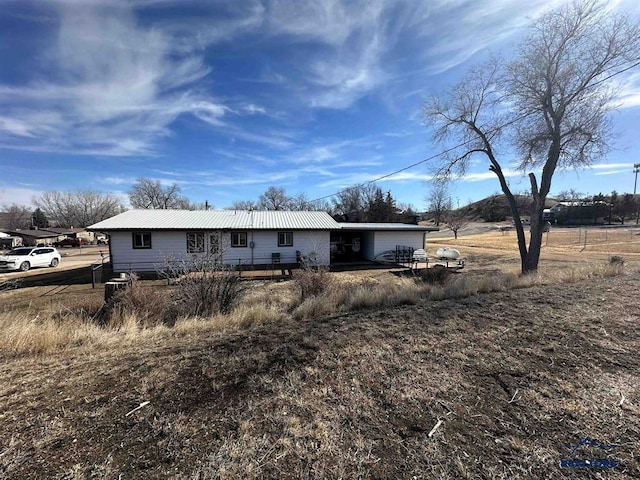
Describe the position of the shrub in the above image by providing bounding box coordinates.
[159,254,247,318]
[609,255,625,266]
[171,269,246,317]
[292,267,333,302]
[416,266,450,285]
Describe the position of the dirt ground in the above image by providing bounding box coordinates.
[1,271,639,479]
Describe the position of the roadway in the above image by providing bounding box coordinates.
[0,245,109,286]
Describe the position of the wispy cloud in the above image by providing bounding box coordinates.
[458,170,523,182]
[593,169,629,176]
[0,2,225,156]
[590,163,633,170]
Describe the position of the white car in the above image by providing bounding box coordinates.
[0,247,61,272]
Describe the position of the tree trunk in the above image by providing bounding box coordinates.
[489,164,529,274]
[523,197,546,273]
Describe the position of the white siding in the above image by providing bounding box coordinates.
[110,231,188,272]
[372,231,425,258]
[225,230,329,266]
[110,230,330,272]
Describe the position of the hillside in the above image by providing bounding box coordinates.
[424,194,558,224]
[1,273,638,479]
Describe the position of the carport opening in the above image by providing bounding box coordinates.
[330,232,365,264]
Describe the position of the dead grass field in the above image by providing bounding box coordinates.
[0,231,638,479]
[429,226,640,272]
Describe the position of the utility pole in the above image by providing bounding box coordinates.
[634,163,640,225]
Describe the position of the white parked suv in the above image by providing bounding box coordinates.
[0,247,61,272]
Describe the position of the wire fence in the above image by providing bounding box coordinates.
[545,227,640,252]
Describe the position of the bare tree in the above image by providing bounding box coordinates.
[425,1,640,273]
[34,190,125,227]
[331,184,378,221]
[228,200,259,210]
[258,186,292,210]
[555,189,585,201]
[129,178,191,209]
[444,209,469,239]
[1,203,31,230]
[425,181,451,226]
[290,192,312,211]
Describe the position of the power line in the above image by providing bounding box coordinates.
[307,58,640,205]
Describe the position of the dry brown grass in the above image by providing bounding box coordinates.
[0,254,628,360]
[0,226,634,360]
[430,227,640,266]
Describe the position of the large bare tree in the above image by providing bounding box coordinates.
[129,178,191,209]
[34,190,125,227]
[258,186,292,210]
[331,184,378,222]
[424,0,640,273]
[1,203,31,230]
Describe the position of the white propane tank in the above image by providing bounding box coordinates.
[436,247,460,260]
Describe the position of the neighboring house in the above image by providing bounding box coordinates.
[0,231,21,249]
[0,229,60,246]
[87,210,438,273]
[0,227,93,246]
[44,227,94,243]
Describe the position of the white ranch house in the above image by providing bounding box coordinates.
[87,210,438,273]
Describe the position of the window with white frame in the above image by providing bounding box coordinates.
[132,232,152,249]
[278,231,293,247]
[186,232,205,253]
[231,231,247,247]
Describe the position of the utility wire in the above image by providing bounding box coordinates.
[307,59,640,205]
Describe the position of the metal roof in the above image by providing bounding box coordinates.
[2,229,61,238]
[338,222,439,232]
[87,209,342,231]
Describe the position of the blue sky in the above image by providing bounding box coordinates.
[1,0,640,211]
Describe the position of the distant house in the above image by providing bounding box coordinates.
[0,227,93,246]
[0,228,60,247]
[44,227,95,243]
[87,210,438,273]
[0,231,21,249]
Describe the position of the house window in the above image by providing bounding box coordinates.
[210,233,221,255]
[278,232,293,247]
[132,232,152,249]
[187,232,205,253]
[231,231,247,247]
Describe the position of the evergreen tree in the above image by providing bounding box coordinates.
[31,208,49,228]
